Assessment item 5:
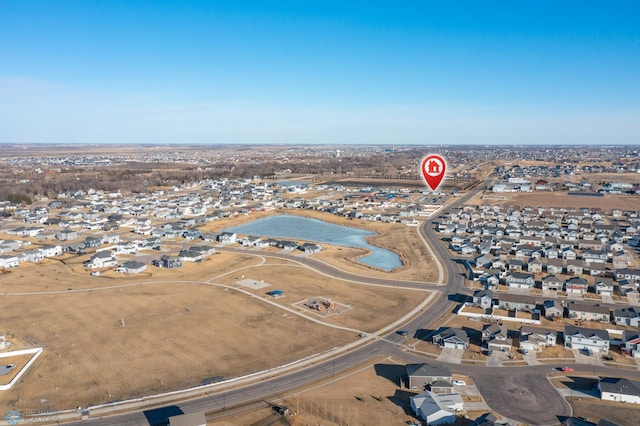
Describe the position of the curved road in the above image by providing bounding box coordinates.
[65,191,638,425]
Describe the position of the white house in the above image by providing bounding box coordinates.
[564,325,610,354]
[40,244,63,257]
[594,278,615,296]
[84,250,117,269]
[410,391,463,425]
[599,377,640,404]
[20,249,44,263]
[218,232,237,244]
[0,255,20,268]
[519,326,557,352]
[116,260,147,274]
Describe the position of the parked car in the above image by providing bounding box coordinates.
[561,367,574,372]
[452,380,466,386]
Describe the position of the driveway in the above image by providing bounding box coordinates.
[572,349,604,366]
[436,348,464,363]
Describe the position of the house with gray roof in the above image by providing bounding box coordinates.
[505,272,535,290]
[405,363,452,391]
[410,391,462,425]
[117,260,147,274]
[564,325,610,354]
[598,377,640,404]
[519,326,557,352]
[432,328,469,350]
[613,307,640,327]
[567,302,610,322]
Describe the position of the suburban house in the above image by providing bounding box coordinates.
[405,363,452,391]
[495,293,537,313]
[217,232,237,244]
[482,323,512,352]
[83,236,103,249]
[566,260,584,276]
[505,272,535,289]
[55,229,78,241]
[542,275,563,291]
[153,255,183,269]
[519,326,557,352]
[543,300,564,319]
[278,240,299,251]
[564,276,589,295]
[622,331,640,358]
[594,278,615,296]
[567,303,610,322]
[598,377,640,404]
[545,259,564,274]
[0,255,20,268]
[40,244,63,257]
[472,289,495,310]
[410,391,463,425]
[564,325,610,354]
[432,328,470,350]
[614,268,640,282]
[300,243,322,253]
[20,249,44,263]
[179,249,204,262]
[613,307,640,327]
[84,250,117,269]
[116,260,147,274]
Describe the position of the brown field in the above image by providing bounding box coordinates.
[0,248,429,411]
[0,252,263,293]
[0,353,34,386]
[213,263,428,332]
[566,397,640,425]
[468,191,640,211]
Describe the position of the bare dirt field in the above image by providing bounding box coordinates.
[468,191,640,211]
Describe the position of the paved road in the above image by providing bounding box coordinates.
[213,246,440,290]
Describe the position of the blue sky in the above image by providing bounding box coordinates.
[1,1,639,144]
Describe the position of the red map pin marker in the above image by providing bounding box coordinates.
[421,154,447,191]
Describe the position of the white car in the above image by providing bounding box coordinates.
[452,380,466,386]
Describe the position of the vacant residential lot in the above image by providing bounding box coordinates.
[566,397,640,425]
[214,263,428,332]
[0,251,261,293]
[468,191,640,211]
[0,251,427,411]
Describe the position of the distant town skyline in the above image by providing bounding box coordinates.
[1,1,639,145]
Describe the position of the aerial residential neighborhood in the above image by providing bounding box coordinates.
[2,0,640,424]
[0,144,639,425]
